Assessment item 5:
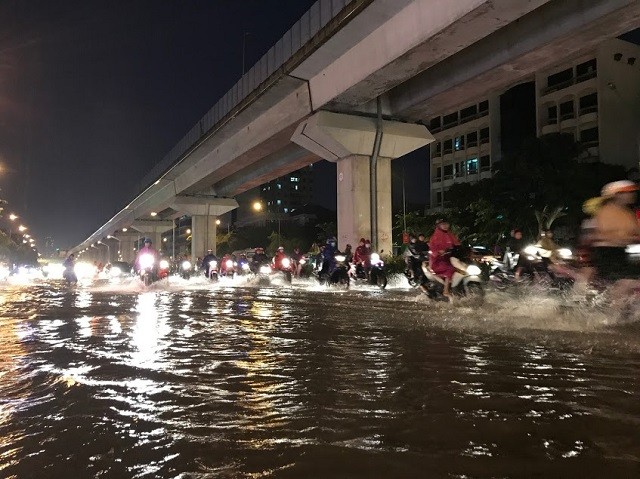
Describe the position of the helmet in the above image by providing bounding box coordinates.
[417,232,425,238]
[144,238,152,244]
[601,180,638,197]
[277,246,284,251]
[326,237,337,247]
[435,218,448,226]
[359,237,366,244]
[207,249,213,253]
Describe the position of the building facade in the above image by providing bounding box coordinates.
[428,95,501,209]
[260,166,313,215]
[535,38,640,171]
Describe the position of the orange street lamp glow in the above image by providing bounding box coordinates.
[253,201,263,211]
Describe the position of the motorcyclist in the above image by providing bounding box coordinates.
[353,238,371,277]
[407,233,429,280]
[201,249,218,278]
[62,253,77,285]
[273,246,288,270]
[319,237,338,277]
[135,238,159,274]
[584,180,640,283]
[291,247,304,277]
[251,247,270,273]
[343,244,353,264]
[219,253,235,276]
[427,218,460,298]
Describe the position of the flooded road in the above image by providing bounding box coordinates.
[0,278,639,478]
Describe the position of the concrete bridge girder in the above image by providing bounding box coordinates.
[292,111,433,253]
[131,220,174,251]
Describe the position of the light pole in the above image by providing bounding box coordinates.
[107,235,121,261]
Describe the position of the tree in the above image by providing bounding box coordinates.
[446,134,627,244]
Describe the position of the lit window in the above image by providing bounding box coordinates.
[290,177,299,182]
[277,199,281,205]
[466,158,478,174]
[277,184,282,190]
[284,208,289,213]
[294,185,298,190]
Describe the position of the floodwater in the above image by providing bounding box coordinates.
[0,276,639,478]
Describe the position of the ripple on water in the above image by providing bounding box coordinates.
[0,281,638,478]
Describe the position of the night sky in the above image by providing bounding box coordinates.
[0,0,315,248]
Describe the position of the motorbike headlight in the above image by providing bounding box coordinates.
[140,254,154,269]
[242,263,250,271]
[558,248,572,259]
[371,253,380,264]
[281,258,291,268]
[182,260,192,271]
[210,260,217,268]
[626,244,640,254]
[300,258,306,265]
[225,259,234,268]
[159,260,169,269]
[524,245,538,256]
[335,255,346,262]
[110,266,122,277]
[259,265,271,274]
[466,265,482,276]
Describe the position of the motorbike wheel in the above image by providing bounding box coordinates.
[376,271,387,290]
[143,274,152,287]
[465,282,485,303]
[285,271,292,284]
[210,273,218,282]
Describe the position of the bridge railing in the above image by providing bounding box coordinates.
[135,0,357,199]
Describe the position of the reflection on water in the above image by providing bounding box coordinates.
[0,282,638,478]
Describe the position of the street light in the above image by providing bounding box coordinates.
[253,201,263,211]
[18,225,27,232]
[8,214,17,221]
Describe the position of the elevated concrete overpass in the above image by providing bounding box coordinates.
[74,0,640,264]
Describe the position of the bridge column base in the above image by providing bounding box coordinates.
[114,232,141,264]
[191,216,218,263]
[131,220,174,257]
[336,155,393,254]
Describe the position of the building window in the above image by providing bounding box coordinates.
[467,158,478,174]
[454,136,464,151]
[443,164,453,179]
[434,166,442,182]
[479,100,489,115]
[290,177,299,182]
[284,208,289,213]
[434,142,442,156]
[277,199,282,205]
[547,105,558,124]
[467,131,478,147]
[576,59,597,81]
[560,100,574,120]
[480,127,490,144]
[429,117,441,131]
[436,191,443,206]
[480,155,491,171]
[460,105,477,123]
[294,185,298,190]
[580,127,599,145]
[443,112,458,128]
[579,92,598,114]
[443,139,453,154]
[547,68,573,90]
[455,161,465,177]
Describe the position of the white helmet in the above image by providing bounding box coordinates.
[601,180,638,197]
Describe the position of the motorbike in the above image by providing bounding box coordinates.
[236,257,251,276]
[421,249,484,302]
[490,245,575,292]
[404,253,428,288]
[350,252,387,289]
[219,258,236,278]
[179,259,193,279]
[138,253,157,286]
[317,253,350,288]
[207,259,219,282]
[272,257,293,284]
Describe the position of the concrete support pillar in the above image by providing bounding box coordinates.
[336,155,393,254]
[112,233,139,264]
[292,110,433,255]
[191,215,217,264]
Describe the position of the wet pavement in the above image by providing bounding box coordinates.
[0,277,639,478]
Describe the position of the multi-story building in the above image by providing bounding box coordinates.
[428,95,502,209]
[535,38,640,171]
[260,166,313,215]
